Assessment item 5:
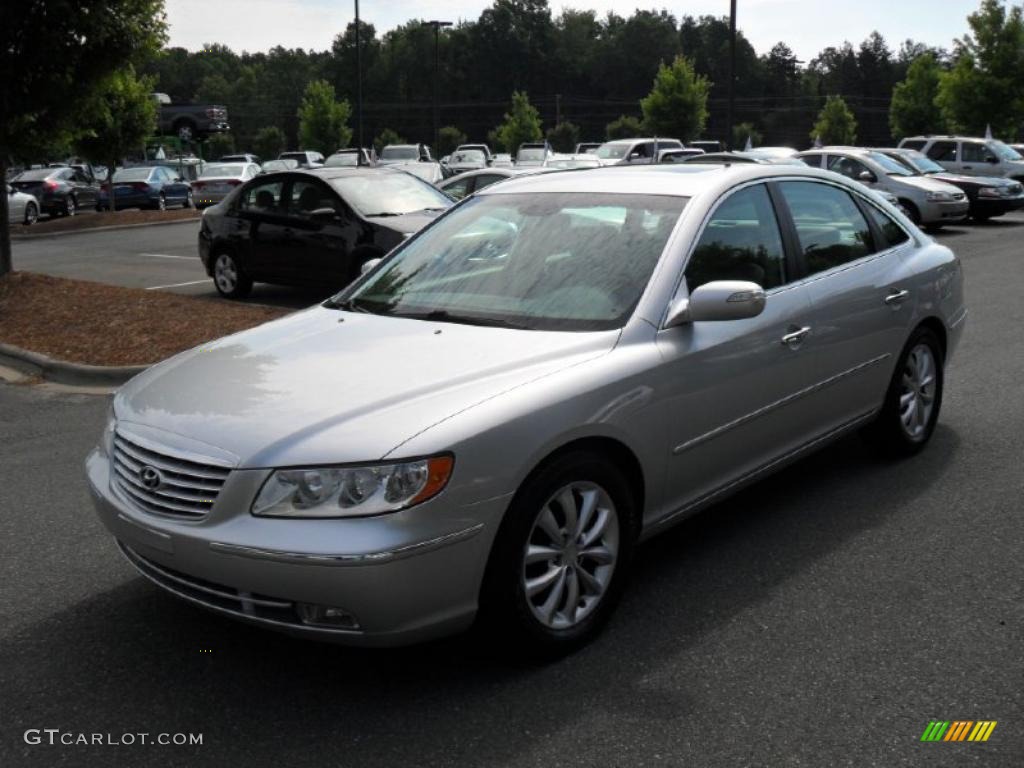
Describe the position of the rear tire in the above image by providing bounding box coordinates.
[23,202,38,225]
[862,326,944,457]
[156,193,166,211]
[64,195,77,217]
[478,451,637,658]
[212,251,253,299]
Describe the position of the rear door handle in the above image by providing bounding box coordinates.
[885,289,910,306]
[781,326,811,349]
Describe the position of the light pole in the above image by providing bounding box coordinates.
[727,0,736,149]
[355,0,363,155]
[423,20,452,155]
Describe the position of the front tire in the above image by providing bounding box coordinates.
[863,326,944,456]
[479,451,637,657]
[212,251,253,299]
[156,193,167,211]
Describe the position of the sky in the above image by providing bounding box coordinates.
[165,0,981,61]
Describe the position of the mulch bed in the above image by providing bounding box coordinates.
[0,272,289,366]
[11,207,201,237]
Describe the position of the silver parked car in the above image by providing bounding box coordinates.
[6,184,39,225]
[191,162,260,207]
[87,165,965,654]
[796,147,969,227]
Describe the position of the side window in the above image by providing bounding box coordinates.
[473,174,504,191]
[961,142,992,163]
[865,204,911,249]
[901,140,926,151]
[288,180,342,219]
[685,184,787,292]
[442,177,472,201]
[827,156,874,182]
[927,141,957,161]
[778,181,873,275]
[239,180,284,213]
[799,153,824,168]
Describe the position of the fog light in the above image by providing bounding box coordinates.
[297,604,360,630]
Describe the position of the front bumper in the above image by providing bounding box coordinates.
[919,198,970,224]
[86,448,503,646]
[971,195,1024,217]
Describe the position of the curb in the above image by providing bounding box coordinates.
[10,216,201,241]
[0,343,148,386]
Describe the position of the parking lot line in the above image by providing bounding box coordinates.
[138,253,195,260]
[145,279,209,290]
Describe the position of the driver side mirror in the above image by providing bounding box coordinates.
[858,170,876,183]
[310,207,340,223]
[985,155,999,164]
[664,280,767,328]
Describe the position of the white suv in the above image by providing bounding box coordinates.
[898,136,1024,181]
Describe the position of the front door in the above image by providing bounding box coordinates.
[656,182,821,514]
[281,178,355,289]
[233,177,293,283]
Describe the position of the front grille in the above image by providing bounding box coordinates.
[111,431,232,520]
[118,541,301,625]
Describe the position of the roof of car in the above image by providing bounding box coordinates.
[257,167,409,182]
[478,164,839,199]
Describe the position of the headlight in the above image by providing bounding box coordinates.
[977,186,1009,198]
[100,405,116,457]
[252,455,454,518]
[926,191,955,202]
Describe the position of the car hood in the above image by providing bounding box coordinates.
[894,175,964,194]
[932,172,1014,188]
[363,210,441,234]
[115,307,619,468]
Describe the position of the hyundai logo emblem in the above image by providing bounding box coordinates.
[139,465,163,490]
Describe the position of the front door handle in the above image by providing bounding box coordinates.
[781,326,811,349]
[884,289,910,306]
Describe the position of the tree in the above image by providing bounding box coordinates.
[494,91,543,154]
[0,0,166,276]
[640,55,711,143]
[297,79,352,154]
[546,121,580,152]
[732,122,763,149]
[374,128,405,154]
[890,54,946,138]
[206,132,236,158]
[437,126,467,157]
[606,115,644,140]
[253,126,286,160]
[936,0,1024,137]
[75,66,158,211]
[811,95,858,145]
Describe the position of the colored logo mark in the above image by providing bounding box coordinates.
[920,721,997,742]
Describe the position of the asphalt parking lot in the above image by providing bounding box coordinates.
[1,214,1022,767]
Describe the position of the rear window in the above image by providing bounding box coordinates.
[900,140,927,151]
[866,204,911,249]
[113,168,154,182]
[14,169,58,181]
[200,164,244,178]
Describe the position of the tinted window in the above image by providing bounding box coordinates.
[288,180,341,218]
[343,193,686,332]
[113,168,153,182]
[901,140,927,151]
[960,142,991,163]
[473,174,506,191]
[866,204,910,249]
[442,177,472,200]
[827,156,875,182]
[779,181,873,275]
[927,141,957,161]
[686,184,786,291]
[240,180,284,212]
[799,154,824,168]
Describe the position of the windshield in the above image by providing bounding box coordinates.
[595,144,630,160]
[990,140,1022,161]
[517,148,547,161]
[452,150,485,164]
[895,152,944,174]
[324,153,360,167]
[864,152,913,176]
[113,168,154,182]
[329,173,451,217]
[200,164,244,178]
[381,146,418,160]
[336,192,686,332]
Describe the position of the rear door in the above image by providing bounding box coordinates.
[957,140,998,177]
[281,178,357,287]
[925,140,959,173]
[775,179,915,428]
[70,168,98,206]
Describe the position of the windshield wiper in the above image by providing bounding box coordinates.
[364,211,403,217]
[324,296,371,313]
[394,309,531,329]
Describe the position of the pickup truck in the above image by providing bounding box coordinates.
[152,93,230,142]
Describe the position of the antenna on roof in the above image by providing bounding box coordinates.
[985,124,993,140]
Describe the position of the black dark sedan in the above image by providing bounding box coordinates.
[198,167,453,298]
[10,166,100,216]
[879,148,1024,221]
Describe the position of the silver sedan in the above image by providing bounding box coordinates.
[6,184,39,225]
[87,165,965,654]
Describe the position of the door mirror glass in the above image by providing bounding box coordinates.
[360,258,381,275]
[858,170,876,183]
[666,280,766,327]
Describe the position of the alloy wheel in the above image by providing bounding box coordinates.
[25,203,38,225]
[899,343,936,440]
[157,194,166,211]
[65,196,76,216]
[214,254,238,294]
[521,481,620,630]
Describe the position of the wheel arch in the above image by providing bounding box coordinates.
[914,316,948,361]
